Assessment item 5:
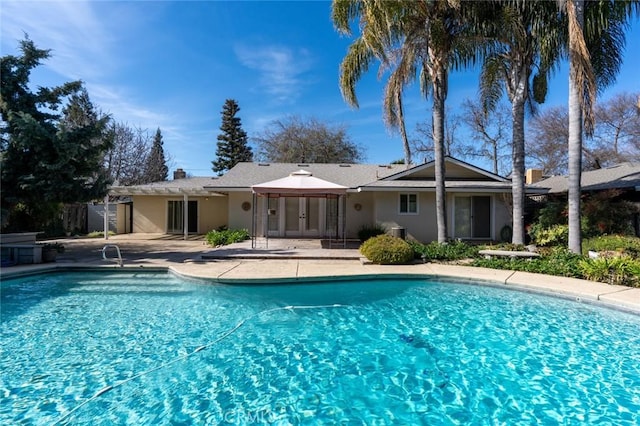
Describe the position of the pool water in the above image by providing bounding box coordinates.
[1,272,639,425]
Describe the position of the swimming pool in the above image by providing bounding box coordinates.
[1,271,639,424]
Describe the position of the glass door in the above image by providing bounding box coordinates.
[283,197,320,237]
[167,200,197,234]
[454,196,491,239]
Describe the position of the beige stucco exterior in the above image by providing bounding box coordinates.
[127,191,512,242]
[115,160,518,242]
[131,195,228,234]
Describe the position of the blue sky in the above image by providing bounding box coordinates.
[2,1,639,176]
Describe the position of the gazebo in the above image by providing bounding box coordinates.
[250,170,348,248]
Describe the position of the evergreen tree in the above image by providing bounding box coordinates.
[0,38,112,231]
[145,128,169,182]
[212,99,252,175]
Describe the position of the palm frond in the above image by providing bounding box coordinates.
[339,38,375,108]
[479,54,506,114]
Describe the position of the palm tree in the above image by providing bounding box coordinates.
[332,0,477,243]
[560,0,638,253]
[477,1,563,245]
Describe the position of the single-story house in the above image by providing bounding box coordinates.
[109,156,541,243]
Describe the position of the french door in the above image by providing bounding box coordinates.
[284,197,320,237]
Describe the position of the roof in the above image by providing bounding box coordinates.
[206,162,404,190]
[531,162,640,194]
[109,157,548,196]
[252,170,348,195]
[109,177,223,196]
[382,156,509,182]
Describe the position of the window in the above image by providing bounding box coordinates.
[399,193,418,214]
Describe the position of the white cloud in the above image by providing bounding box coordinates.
[1,0,117,80]
[234,44,313,104]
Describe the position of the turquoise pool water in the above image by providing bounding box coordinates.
[1,272,639,425]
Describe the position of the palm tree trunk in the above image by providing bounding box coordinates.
[511,94,526,246]
[567,0,584,254]
[433,65,448,243]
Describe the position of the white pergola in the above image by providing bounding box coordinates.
[107,185,224,240]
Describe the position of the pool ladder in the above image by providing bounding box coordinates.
[102,244,123,267]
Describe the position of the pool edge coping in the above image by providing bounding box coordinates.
[2,262,638,316]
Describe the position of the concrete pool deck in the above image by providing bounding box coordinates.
[1,234,639,315]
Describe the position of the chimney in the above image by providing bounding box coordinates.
[173,168,186,180]
[526,169,543,184]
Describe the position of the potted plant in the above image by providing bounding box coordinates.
[41,242,65,263]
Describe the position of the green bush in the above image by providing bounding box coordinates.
[360,234,414,264]
[579,256,640,287]
[529,224,569,247]
[205,228,250,247]
[472,247,584,278]
[410,240,479,261]
[357,223,386,242]
[583,235,640,259]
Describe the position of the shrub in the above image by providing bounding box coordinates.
[579,256,640,287]
[582,190,638,236]
[410,240,478,261]
[360,234,414,264]
[529,224,569,247]
[472,247,583,278]
[357,223,386,242]
[205,228,249,247]
[583,235,640,259]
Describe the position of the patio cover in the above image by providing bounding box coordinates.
[250,170,348,249]
[251,170,347,196]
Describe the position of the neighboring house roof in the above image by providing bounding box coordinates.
[531,162,640,194]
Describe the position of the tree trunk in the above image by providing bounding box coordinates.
[567,0,584,254]
[432,65,448,243]
[511,94,526,245]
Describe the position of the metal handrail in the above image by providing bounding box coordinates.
[102,244,123,267]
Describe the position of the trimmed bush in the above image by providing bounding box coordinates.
[357,223,386,242]
[360,234,414,264]
[205,228,249,247]
[410,240,478,261]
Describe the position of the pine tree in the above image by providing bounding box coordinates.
[145,128,169,182]
[1,38,112,231]
[212,99,252,175]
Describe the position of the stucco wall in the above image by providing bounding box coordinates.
[132,196,165,233]
[227,192,254,231]
[200,196,229,232]
[132,195,228,234]
[344,192,375,238]
[373,192,438,242]
[370,191,512,243]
